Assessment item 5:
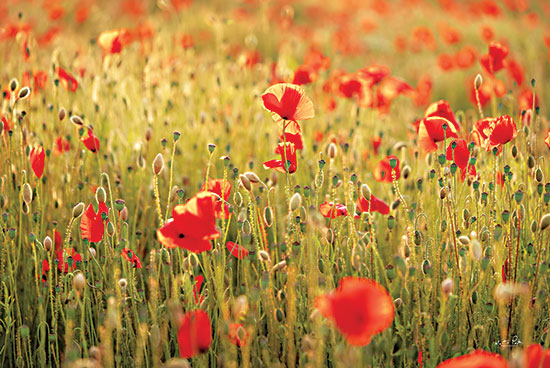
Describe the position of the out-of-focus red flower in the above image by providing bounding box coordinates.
[226,241,249,259]
[454,46,477,69]
[438,23,461,45]
[437,350,508,368]
[178,310,212,358]
[75,1,90,23]
[417,114,459,153]
[157,192,220,252]
[374,155,400,182]
[262,83,314,123]
[339,77,363,99]
[472,115,517,154]
[57,67,78,92]
[121,0,145,17]
[98,29,132,54]
[292,66,314,85]
[30,145,45,179]
[180,34,194,49]
[446,139,477,180]
[80,202,109,242]
[357,64,391,87]
[201,179,231,219]
[545,130,550,150]
[37,26,61,46]
[518,89,538,111]
[48,5,65,21]
[81,129,100,153]
[480,25,494,42]
[263,142,297,174]
[356,194,390,215]
[523,343,550,368]
[372,135,382,155]
[54,136,70,156]
[438,54,455,71]
[228,323,248,347]
[1,116,12,134]
[468,76,506,107]
[319,202,347,218]
[121,248,142,269]
[480,42,508,74]
[193,275,204,304]
[413,75,433,106]
[315,277,394,346]
[55,248,83,273]
[171,0,192,11]
[506,58,524,86]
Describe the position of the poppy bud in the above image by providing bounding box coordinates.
[72,202,85,218]
[527,155,535,169]
[327,142,337,159]
[107,222,115,237]
[152,153,164,175]
[536,168,544,183]
[22,183,32,204]
[470,239,482,261]
[118,278,128,291]
[458,235,469,245]
[17,86,31,100]
[244,171,261,184]
[474,74,483,90]
[232,295,249,320]
[271,260,286,272]
[73,272,86,291]
[402,165,411,179]
[540,214,550,231]
[89,248,96,258]
[511,145,518,158]
[239,174,251,191]
[360,183,371,199]
[290,192,302,211]
[43,236,52,251]
[58,107,66,121]
[208,143,216,154]
[441,278,453,297]
[70,115,84,126]
[258,250,271,263]
[121,206,128,222]
[439,187,447,199]
[9,78,19,92]
[95,187,106,203]
[263,206,274,227]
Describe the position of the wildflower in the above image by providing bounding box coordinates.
[437,350,508,368]
[545,130,550,149]
[54,136,70,155]
[319,202,348,218]
[356,194,390,215]
[57,67,78,92]
[261,83,314,123]
[226,242,249,259]
[446,139,476,180]
[263,142,297,174]
[97,29,132,54]
[178,310,212,358]
[315,277,394,346]
[30,145,45,179]
[81,129,100,153]
[121,248,142,269]
[480,42,509,74]
[523,344,550,368]
[228,323,248,347]
[157,192,220,252]
[200,179,231,219]
[193,275,204,304]
[472,115,517,154]
[80,202,109,243]
[373,155,400,183]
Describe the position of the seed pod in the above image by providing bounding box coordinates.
[239,174,251,191]
[290,192,301,211]
[17,86,31,100]
[70,115,84,126]
[263,206,274,227]
[511,145,518,158]
[360,183,371,199]
[258,250,271,263]
[72,202,85,218]
[95,187,106,203]
[244,171,261,184]
[474,74,483,89]
[152,153,164,175]
[107,222,115,237]
[22,183,32,204]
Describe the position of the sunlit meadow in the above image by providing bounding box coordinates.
[1,0,550,367]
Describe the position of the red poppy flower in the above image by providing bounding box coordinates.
[281,131,303,150]
[425,100,460,132]
[200,179,231,219]
[545,130,550,149]
[180,34,194,49]
[54,136,70,156]
[472,115,517,154]
[356,194,390,215]
[319,202,348,218]
[121,248,142,269]
[228,323,248,347]
[373,155,400,183]
[55,248,83,273]
[193,275,204,304]
[446,139,470,170]
[437,350,508,368]
[524,344,550,368]
[98,29,132,54]
[315,277,394,346]
[438,54,455,71]
[263,142,297,174]
[292,66,314,85]
[357,64,391,86]
[339,77,363,99]
[418,116,459,153]
[454,45,477,69]
[41,259,50,283]
[57,67,78,92]
[80,202,109,243]
[506,58,524,86]
[178,310,212,358]
[157,192,220,252]
[30,145,45,179]
[518,89,539,111]
[261,83,314,122]
[81,129,100,153]
[226,241,249,259]
[1,116,12,133]
[480,42,508,74]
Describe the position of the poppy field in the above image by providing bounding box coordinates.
[2,0,550,367]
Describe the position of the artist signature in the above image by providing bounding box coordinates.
[494,335,522,348]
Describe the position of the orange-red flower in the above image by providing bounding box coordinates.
[319,202,348,218]
[80,202,109,243]
[30,145,45,179]
[157,192,220,252]
[315,277,394,346]
[263,142,297,174]
[446,139,477,180]
[523,343,550,368]
[57,67,78,92]
[121,248,142,269]
[545,130,550,149]
[228,323,248,347]
[472,115,517,154]
[480,42,508,74]
[201,179,231,219]
[425,100,461,132]
[81,129,100,153]
[356,194,390,215]
[98,29,132,54]
[437,350,508,368]
[261,83,314,122]
[226,241,249,259]
[178,310,212,358]
[373,155,400,183]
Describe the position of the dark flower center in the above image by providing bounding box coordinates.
[179,233,185,238]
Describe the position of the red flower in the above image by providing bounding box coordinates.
[41,259,50,283]
[180,34,194,49]
[480,42,508,74]
[57,67,78,92]
[454,45,477,69]
[418,116,459,153]
[339,77,363,99]
[518,89,539,111]
[446,139,470,169]
[472,115,517,154]
[315,277,394,346]
[54,136,70,156]
[228,323,248,347]
[373,155,400,183]
[506,58,524,86]
[523,344,550,368]
[437,350,508,368]
[193,275,204,304]
[178,310,212,358]
[319,202,348,218]
[121,248,142,269]
[356,194,390,215]
[98,29,132,54]
[292,66,314,85]
[226,241,249,259]
[425,100,461,132]
[281,131,303,150]
[80,202,109,243]
[30,145,45,179]
[55,248,83,273]
[157,192,220,252]
[81,129,100,153]
[201,179,231,219]
[545,130,550,150]
[261,83,314,122]
[263,142,297,174]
